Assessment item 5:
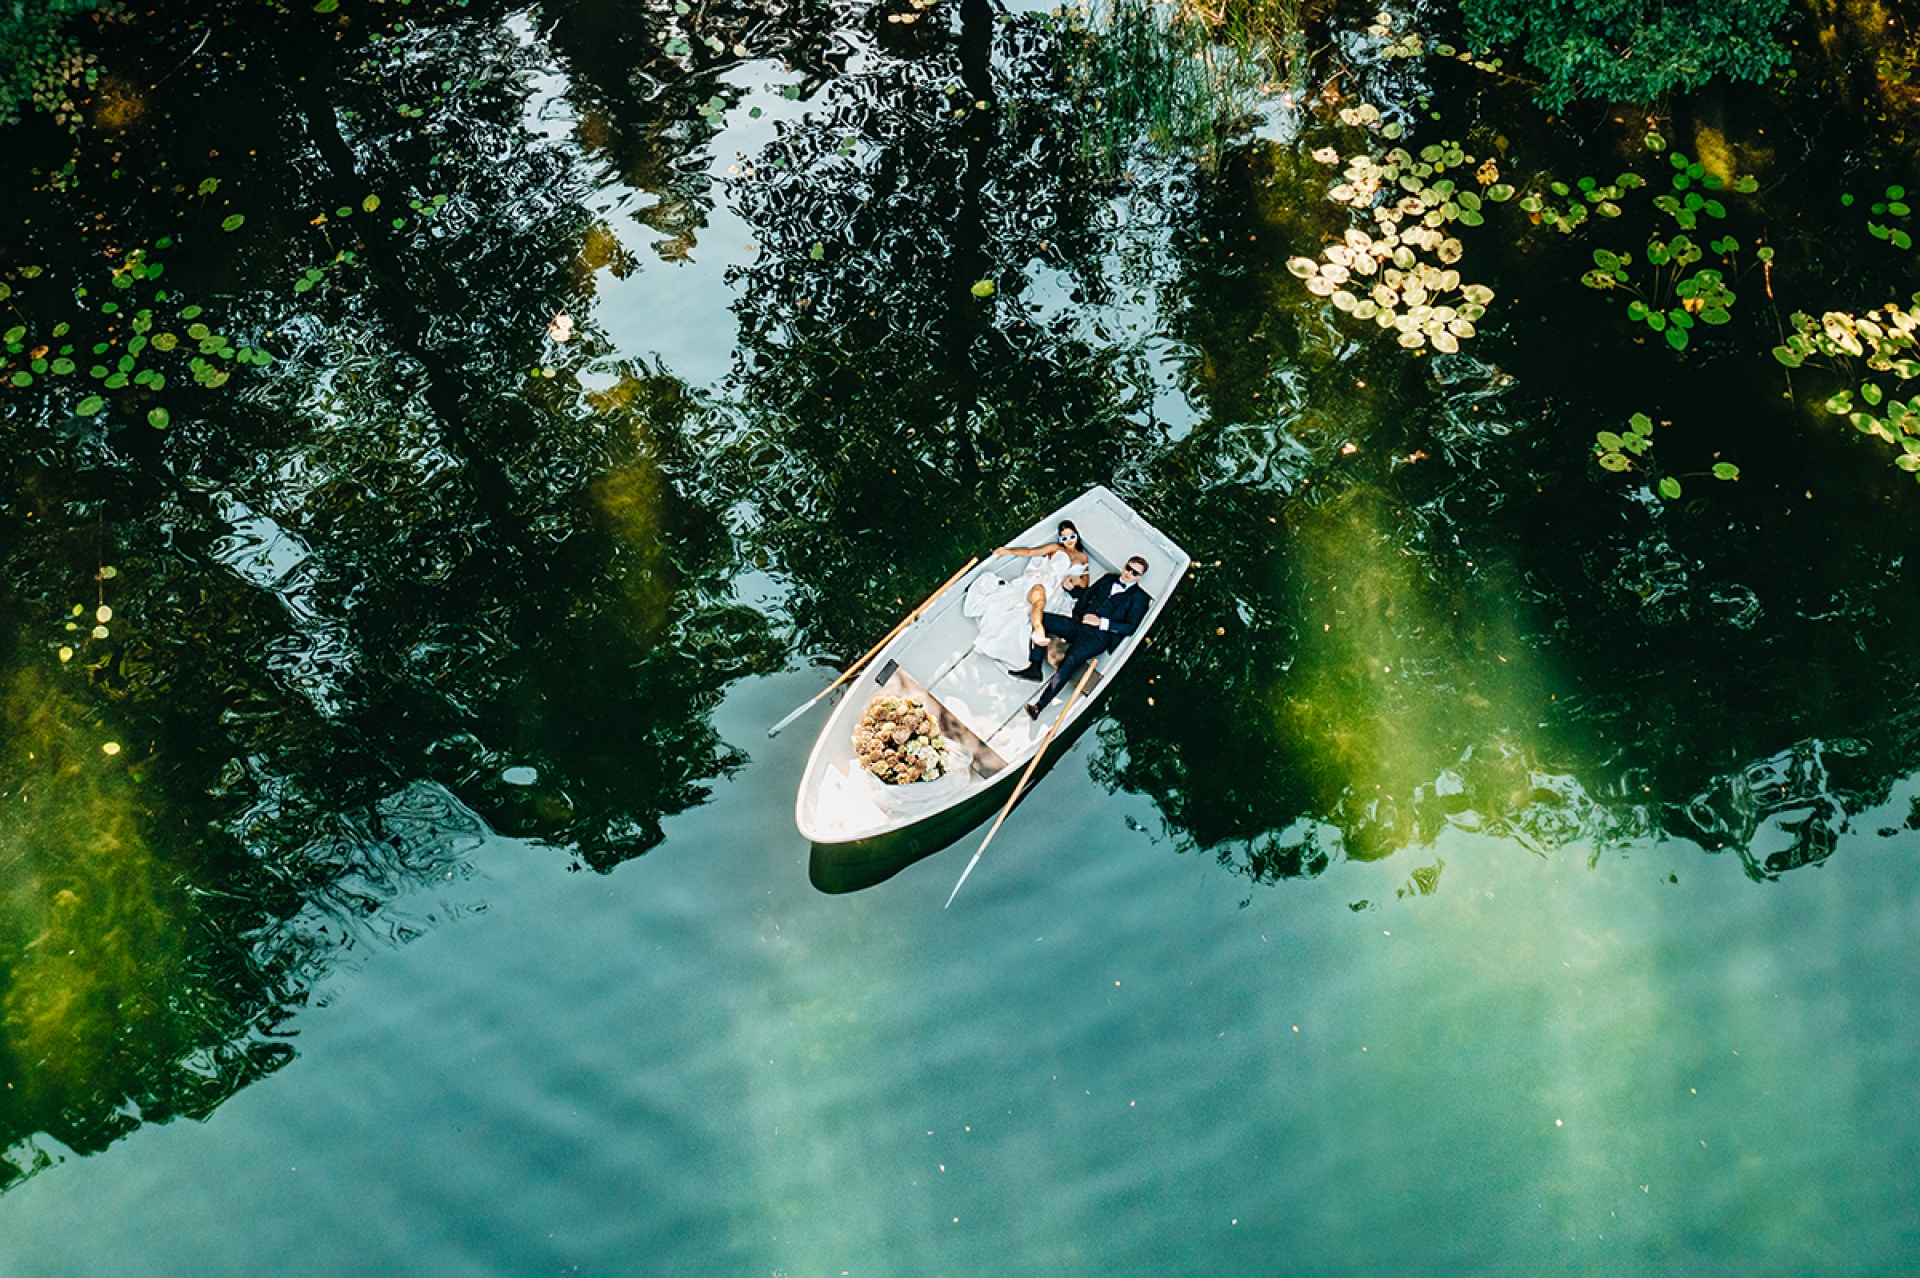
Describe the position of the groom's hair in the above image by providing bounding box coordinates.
[1125,556,1149,573]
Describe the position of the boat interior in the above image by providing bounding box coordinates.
[864,496,1172,777]
[802,490,1185,842]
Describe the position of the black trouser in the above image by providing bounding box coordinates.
[1030,612,1108,711]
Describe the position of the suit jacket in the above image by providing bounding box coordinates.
[1071,574,1152,652]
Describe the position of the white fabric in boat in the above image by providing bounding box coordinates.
[963,552,1085,667]
[854,739,974,818]
[813,764,888,839]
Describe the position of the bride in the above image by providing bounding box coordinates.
[963,519,1093,668]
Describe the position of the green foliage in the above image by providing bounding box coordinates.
[1594,411,1738,498]
[1594,410,1655,472]
[1064,0,1305,168]
[1580,235,1736,351]
[1648,149,1757,228]
[1518,171,1643,231]
[1292,130,1496,352]
[1778,301,1920,480]
[1859,184,1914,252]
[1,243,260,412]
[0,0,105,126]
[1459,0,1793,109]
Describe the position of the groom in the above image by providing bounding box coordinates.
[1010,554,1152,717]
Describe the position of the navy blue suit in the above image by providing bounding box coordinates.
[1029,573,1151,710]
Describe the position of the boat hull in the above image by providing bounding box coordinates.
[793,485,1188,881]
[806,706,1100,893]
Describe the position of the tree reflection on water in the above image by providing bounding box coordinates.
[6,0,1920,1187]
[0,0,778,1186]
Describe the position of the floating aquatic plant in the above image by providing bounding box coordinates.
[1579,234,1768,352]
[1594,411,1739,499]
[1519,172,1644,230]
[1775,306,1920,375]
[1648,149,1757,229]
[1774,301,1920,480]
[1849,184,1914,251]
[1367,11,1506,74]
[1291,121,1499,352]
[1509,139,1756,240]
[1,242,264,419]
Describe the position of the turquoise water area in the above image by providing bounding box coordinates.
[8,690,1920,1273]
[5,0,1920,1271]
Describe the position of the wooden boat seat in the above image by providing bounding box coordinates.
[869,660,1011,779]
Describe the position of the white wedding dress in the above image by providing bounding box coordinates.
[963,550,1086,667]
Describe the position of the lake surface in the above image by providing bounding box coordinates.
[10,691,1920,1275]
[4,0,1920,1272]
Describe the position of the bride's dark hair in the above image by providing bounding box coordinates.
[1056,519,1081,544]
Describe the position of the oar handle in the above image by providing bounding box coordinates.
[768,555,980,738]
[945,658,1100,907]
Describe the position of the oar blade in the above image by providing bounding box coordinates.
[944,658,1099,907]
[944,849,985,908]
[766,700,814,739]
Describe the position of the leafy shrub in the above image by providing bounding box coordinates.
[1458,0,1793,109]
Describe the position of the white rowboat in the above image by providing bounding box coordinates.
[796,485,1189,881]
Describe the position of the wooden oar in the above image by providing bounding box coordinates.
[944,657,1100,908]
[767,556,980,738]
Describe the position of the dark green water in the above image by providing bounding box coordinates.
[3,0,1920,1271]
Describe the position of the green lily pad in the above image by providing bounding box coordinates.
[148,407,170,429]
[1658,477,1682,499]
[222,214,246,232]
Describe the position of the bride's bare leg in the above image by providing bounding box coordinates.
[1026,584,1048,643]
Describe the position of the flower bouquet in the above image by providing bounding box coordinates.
[854,695,949,784]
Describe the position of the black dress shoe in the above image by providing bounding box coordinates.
[1024,702,1040,719]
[1008,663,1044,682]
